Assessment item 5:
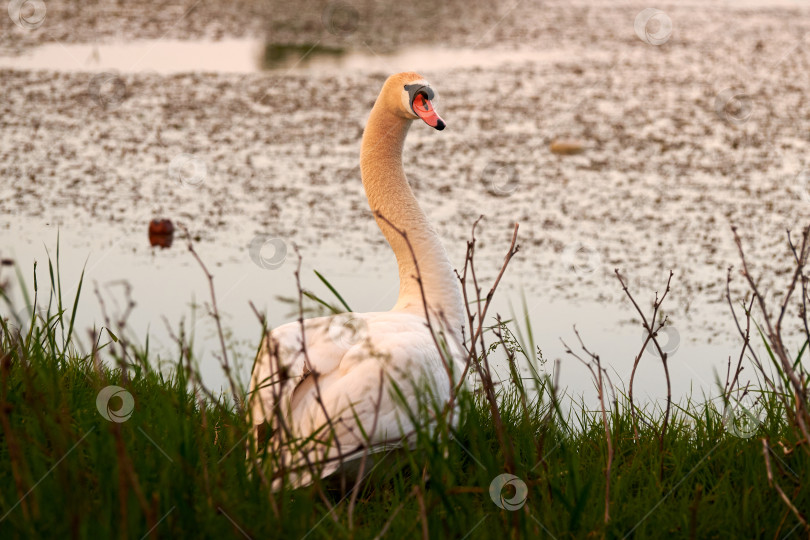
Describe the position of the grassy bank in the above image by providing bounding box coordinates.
[0,229,808,539]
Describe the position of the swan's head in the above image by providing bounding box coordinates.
[381,72,446,131]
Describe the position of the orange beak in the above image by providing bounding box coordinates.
[412,94,446,131]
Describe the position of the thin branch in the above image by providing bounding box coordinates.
[562,327,614,523]
[615,269,674,461]
[762,439,808,530]
[181,226,242,415]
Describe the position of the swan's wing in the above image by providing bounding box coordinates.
[248,311,461,489]
[247,314,362,429]
[287,313,455,458]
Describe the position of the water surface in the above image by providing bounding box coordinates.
[1,33,800,407]
[0,219,746,407]
[0,39,594,74]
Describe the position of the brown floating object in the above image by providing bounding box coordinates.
[148,219,174,248]
[550,139,585,155]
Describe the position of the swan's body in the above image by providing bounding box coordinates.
[248,73,465,486]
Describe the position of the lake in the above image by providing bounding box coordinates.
[2,4,808,407]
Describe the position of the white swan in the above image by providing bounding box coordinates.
[247,72,465,486]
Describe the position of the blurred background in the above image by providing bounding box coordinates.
[0,0,808,405]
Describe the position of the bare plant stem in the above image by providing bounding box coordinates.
[762,439,808,530]
[562,327,615,524]
[291,248,346,474]
[732,226,810,449]
[457,220,521,388]
[372,211,455,399]
[181,227,242,416]
[616,269,674,465]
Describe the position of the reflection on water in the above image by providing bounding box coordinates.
[0,38,596,74]
[0,39,264,74]
[261,43,345,70]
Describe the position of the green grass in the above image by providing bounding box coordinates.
[0,251,808,539]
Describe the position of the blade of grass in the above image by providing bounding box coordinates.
[314,270,352,313]
[65,266,85,348]
[302,290,341,316]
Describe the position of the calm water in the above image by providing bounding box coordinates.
[0,37,771,406]
[0,219,743,407]
[0,39,594,74]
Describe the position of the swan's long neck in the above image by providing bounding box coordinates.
[360,102,464,330]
